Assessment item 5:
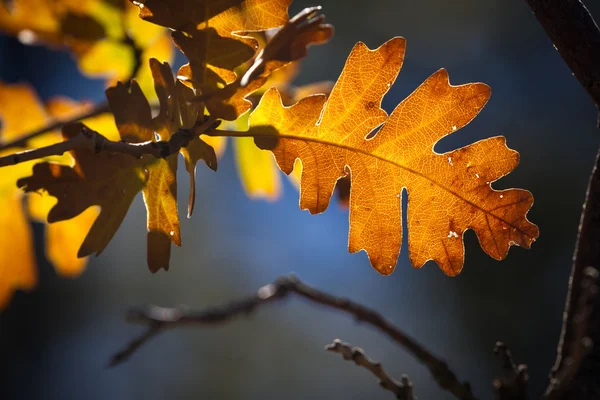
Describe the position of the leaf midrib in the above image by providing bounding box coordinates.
[226,130,534,239]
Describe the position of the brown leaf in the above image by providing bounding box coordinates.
[247,38,539,276]
[17,122,148,259]
[195,7,333,121]
[241,6,333,87]
[173,28,255,90]
[181,137,217,217]
[131,0,291,37]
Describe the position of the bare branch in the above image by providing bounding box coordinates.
[524,0,600,109]
[0,118,219,168]
[492,342,528,400]
[545,267,599,399]
[325,339,414,399]
[523,1,600,398]
[111,275,478,400]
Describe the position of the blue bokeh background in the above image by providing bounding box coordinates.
[1,1,600,399]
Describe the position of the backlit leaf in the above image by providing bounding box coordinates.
[246,38,539,275]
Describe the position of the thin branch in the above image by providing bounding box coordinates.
[0,101,110,151]
[523,1,600,399]
[524,0,600,109]
[545,266,599,399]
[111,275,478,400]
[0,118,219,168]
[325,339,414,400]
[492,342,528,400]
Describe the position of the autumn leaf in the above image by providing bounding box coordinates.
[131,0,290,111]
[197,7,333,121]
[0,0,174,98]
[0,82,110,308]
[18,60,216,272]
[130,0,291,37]
[242,37,539,276]
[147,58,217,219]
[217,60,332,201]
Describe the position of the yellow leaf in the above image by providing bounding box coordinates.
[246,38,539,276]
[132,33,175,101]
[234,137,281,201]
[28,194,99,277]
[77,39,134,81]
[0,183,36,308]
[201,135,227,158]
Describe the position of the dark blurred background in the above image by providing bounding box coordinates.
[1,1,600,399]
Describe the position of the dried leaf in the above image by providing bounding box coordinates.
[131,0,291,37]
[246,38,539,275]
[17,122,149,260]
[241,6,333,87]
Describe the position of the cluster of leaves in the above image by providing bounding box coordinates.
[0,0,173,98]
[0,0,539,308]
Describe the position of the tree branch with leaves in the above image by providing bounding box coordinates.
[0,0,598,398]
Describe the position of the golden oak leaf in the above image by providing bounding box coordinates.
[0,83,106,307]
[245,38,539,276]
[130,0,291,37]
[215,60,332,201]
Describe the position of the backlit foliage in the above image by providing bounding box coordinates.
[0,0,538,307]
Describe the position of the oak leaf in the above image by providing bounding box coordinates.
[221,60,332,201]
[17,60,216,272]
[130,0,291,37]
[17,121,149,264]
[133,0,290,115]
[198,7,333,121]
[245,38,539,275]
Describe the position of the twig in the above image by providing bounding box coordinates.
[524,0,600,109]
[0,118,218,168]
[545,266,599,399]
[325,339,414,399]
[523,1,600,399]
[0,101,110,151]
[111,275,478,400]
[492,342,528,400]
